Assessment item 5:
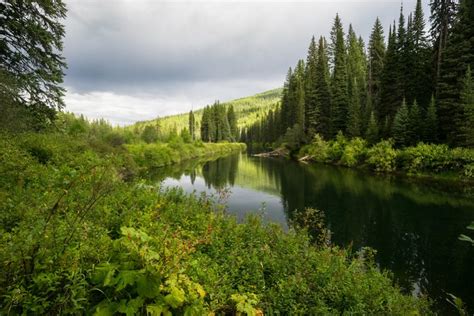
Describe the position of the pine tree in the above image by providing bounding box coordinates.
[396,6,409,101]
[424,95,439,143]
[305,36,319,138]
[380,22,402,130]
[392,99,410,147]
[294,60,306,132]
[365,111,379,145]
[460,66,474,147]
[200,106,209,142]
[1,0,67,121]
[188,110,195,141]
[437,0,474,145]
[410,0,432,108]
[347,78,361,138]
[408,99,422,145]
[227,105,238,142]
[330,14,349,135]
[368,18,386,112]
[315,37,332,139]
[280,68,293,132]
[430,0,457,87]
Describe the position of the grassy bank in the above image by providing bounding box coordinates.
[126,141,246,170]
[297,133,474,182]
[0,131,431,314]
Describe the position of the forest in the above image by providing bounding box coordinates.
[0,0,473,314]
[244,0,474,152]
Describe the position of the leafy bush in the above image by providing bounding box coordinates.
[305,134,329,162]
[326,132,347,162]
[340,138,367,167]
[366,140,398,172]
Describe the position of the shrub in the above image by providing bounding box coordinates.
[340,138,367,167]
[366,140,398,172]
[306,134,329,162]
[326,132,347,163]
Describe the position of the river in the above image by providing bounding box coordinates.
[154,152,474,313]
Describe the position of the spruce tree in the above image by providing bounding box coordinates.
[305,36,319,138]
[408,100,422,145]
[365,111,379,145]
[437,0,474,145]
[188,110,195,141]
[0,0,67,121]
[280,68,293,132]
[227,105,238,142]
[330,14,349,135]
[315,37,332,139]
[347,78,361,138]
[380,22,402,130]
[430,0,457,87]
[294,60,306,132]
[368,18,385,112]
[200,107,209,142]
[460,66,474,147]
[410,0,432,108]
[425,95,439,143]
[392,99,410,147]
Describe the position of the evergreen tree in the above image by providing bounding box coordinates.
[347,25,367,137]
[188,110,195,141]
[380,22,402,130]
[330,14,349,135]
[424,95,439,143]
[408,99,422,145]
[410,0,432,108]
[347,78,361,138]
[365,111,379,145]
[437,0,474,145]
[280,68,293,131]
[367,18,386,112]
[430,0,457,87]
[0,0,67,122]
[460,66,474,147]
[315,37,332,139]
[305,36,319,138]
[227,105,238,141]
[294,60,306,132]
[392,99,410,147]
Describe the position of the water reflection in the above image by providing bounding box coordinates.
[157,153,474,313]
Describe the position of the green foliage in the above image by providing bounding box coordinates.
[0,126,432,315]
[132,89,281,140]
[0,0,67,123]
[392,100,410,147]
[141,125,159,144]
[366,140,398,172]
[340,138,368,167]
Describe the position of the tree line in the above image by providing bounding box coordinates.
[244,0,474,149]
[200,102,238,142]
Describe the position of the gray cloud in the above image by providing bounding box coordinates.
[63,0,429,125]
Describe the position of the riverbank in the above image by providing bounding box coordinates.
[126,141,246,170]
[255,134,474,184]
[0,130,431,314]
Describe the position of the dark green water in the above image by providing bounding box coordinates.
[156,153,474,313]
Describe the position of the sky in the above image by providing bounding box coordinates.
[63,0,430,126]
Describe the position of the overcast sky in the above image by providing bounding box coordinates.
[63,0,429,125]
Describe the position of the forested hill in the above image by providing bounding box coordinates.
[129,88,282,136]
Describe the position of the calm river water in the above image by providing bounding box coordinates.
[155,152,474,313]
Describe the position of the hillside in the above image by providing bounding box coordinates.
[130,88,282,137]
